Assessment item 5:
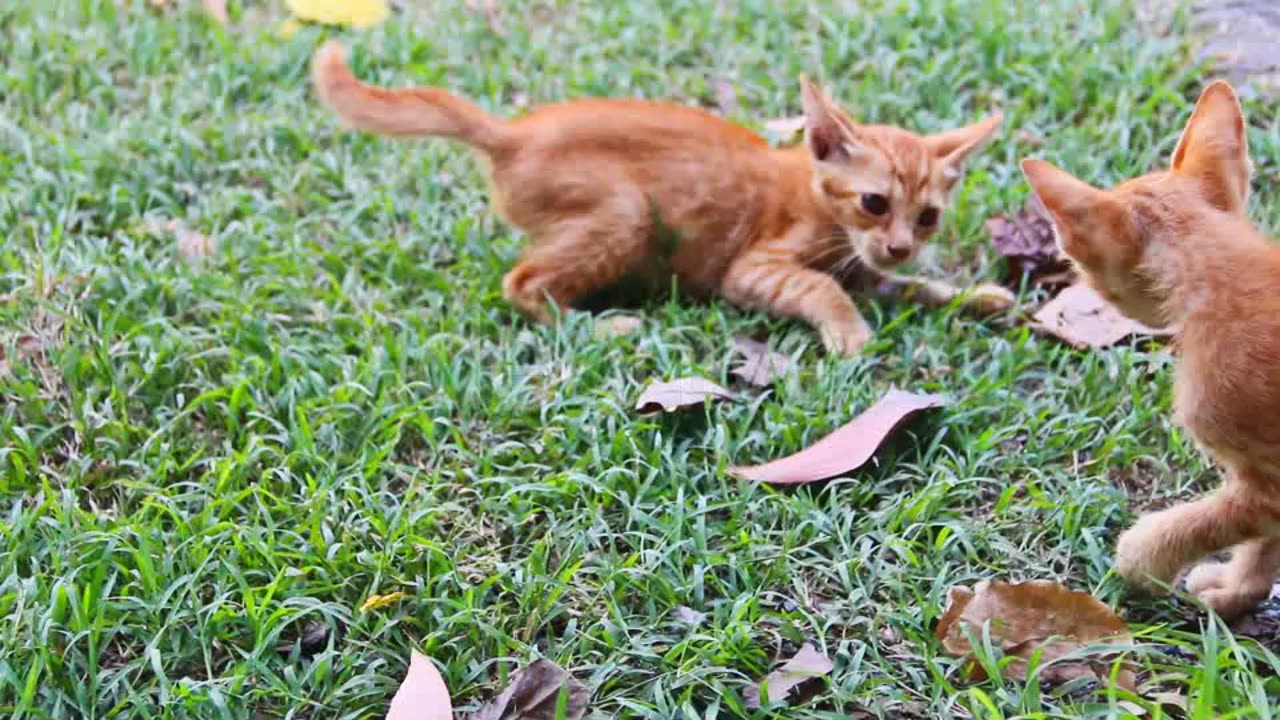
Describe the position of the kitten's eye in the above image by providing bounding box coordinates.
[918,207,940,228]
[860,193,889,216]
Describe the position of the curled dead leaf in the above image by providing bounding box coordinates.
[732,389,946,484]
[935,579,1135,690]
[1031,282,1171,349]
[744,642,834,708]
[730,335,793,387]
[275,621,332,657]
[635,377,734,414]
[386,651,453,720]
[986,194,1073,292]
[471,659,588,720]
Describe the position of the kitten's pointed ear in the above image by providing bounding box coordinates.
[928,113,1003,184]
[1171,81,1251,213]
[1020,159,1115,264]
[800,75,850,162]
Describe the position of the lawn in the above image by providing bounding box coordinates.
[3,0,1280,718]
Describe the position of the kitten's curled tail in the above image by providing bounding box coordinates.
[311,41,509,154]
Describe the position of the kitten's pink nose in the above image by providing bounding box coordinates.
[887,244,911,261]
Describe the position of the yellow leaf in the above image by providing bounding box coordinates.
[284,0,390,29]
[360,591,405,612]
[278,18,302,39]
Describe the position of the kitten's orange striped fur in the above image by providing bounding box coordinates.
[1023,82,1280,617]
[311,42,1011,355]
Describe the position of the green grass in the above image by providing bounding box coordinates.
[3,0,1280,717]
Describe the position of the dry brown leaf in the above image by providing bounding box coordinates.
[986,194,1073,292]
[635,377,734,414]
[935,579,1134,690]
[594,314,644,339]
[730,335,793,387]
[386,651,453,720]
[732,389,946,484]
[144,217,217,261]
[275,621,331,657]
[471,659,588,720]
[744,643,834,709]
[1031,282,1170,349]
[465,0,506,35]
[763,115,805,139]
[0,335,43,378]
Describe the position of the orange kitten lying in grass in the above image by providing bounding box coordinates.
[311,42,1013,355]
[1023,82,1280,617]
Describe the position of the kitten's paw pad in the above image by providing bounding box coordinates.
[967,284,1017,314]
[1114,522,1181,592]
[1184,561,1230,595]
[819,322,872,357]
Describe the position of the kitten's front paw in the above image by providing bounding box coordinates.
[819,320,872,357]
[966,283,1017,315]
[1115,519,1183,592]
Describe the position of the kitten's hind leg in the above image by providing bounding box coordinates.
[1185,537,1280,618]
[722,251,871,356]
[1115,476,1275,593]
[502,220,648,324]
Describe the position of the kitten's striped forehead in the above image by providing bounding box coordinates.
[859,125,943,205]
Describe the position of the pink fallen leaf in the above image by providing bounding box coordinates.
[635,377,734,414]
[732,389,946,484]
[1031,282,1171,349]
[713,78,739,117]
[176,228,216,260]
[744,642,834,708]
[203,0,228,23]
[386,651,453,720]
[763,115,805,139]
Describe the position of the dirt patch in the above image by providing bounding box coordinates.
[1138,0,1280,99]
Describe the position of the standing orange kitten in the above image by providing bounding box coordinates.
[1022,82,1280,617]
[311,42,1012,355]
